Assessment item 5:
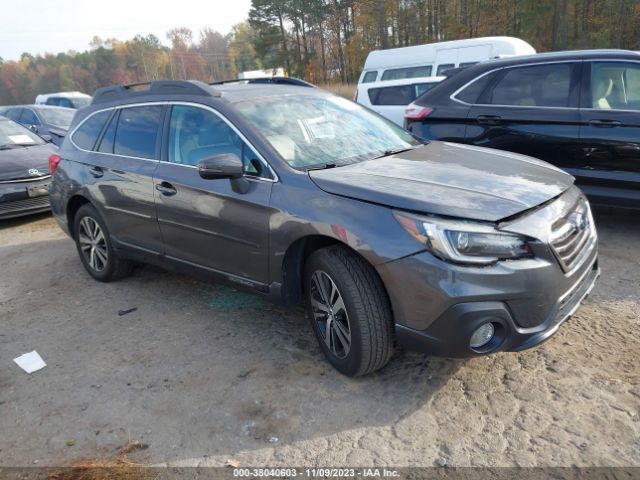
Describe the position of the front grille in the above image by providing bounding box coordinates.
[556,263,598,321]
[549,196,595,272]
[0,195,50,216]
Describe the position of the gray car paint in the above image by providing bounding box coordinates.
[309,141,574,222]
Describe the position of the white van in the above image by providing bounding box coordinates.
[358,36,535,85]
[35,91,92,109]
[355,76,444,126]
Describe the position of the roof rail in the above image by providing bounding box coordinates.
[92,80,216,105]
[209,76,315,88]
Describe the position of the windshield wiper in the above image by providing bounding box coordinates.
[372,146,416,160]
[305,162,338,171]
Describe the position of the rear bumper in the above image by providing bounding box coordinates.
[0,178,51,220]
[393,257,599,357]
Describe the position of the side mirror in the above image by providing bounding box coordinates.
[28,124,39,133]
[198,153,244,180]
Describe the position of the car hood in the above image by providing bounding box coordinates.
[308,141,574,222]
[0,143,56,181]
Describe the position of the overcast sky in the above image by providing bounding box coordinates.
[0,0,252,61]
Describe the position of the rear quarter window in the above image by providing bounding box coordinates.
[455,71,498,104]
[71,110,111,151]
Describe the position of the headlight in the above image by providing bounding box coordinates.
[394,211,532,265]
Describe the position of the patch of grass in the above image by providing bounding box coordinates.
[317,83,356,99]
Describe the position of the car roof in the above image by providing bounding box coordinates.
[89,78,324,108]
[470,49,640,69]
[2,104,75,111]
[216,83,326,103]
[414,49,640,106]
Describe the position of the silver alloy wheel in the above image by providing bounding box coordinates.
[310,270,352,359]
[78,216,108,272]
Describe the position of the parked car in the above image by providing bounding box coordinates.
[358,36,535,85]
[0,117,56,219]
[35,91,91,109]
[50,79,598,376]
[1,105,75,145]
[355,76,445,125]
[404,49,640,209]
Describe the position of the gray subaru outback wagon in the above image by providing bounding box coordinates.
[49,78,599,376]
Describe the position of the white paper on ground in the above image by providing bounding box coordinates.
[13,351,47,374]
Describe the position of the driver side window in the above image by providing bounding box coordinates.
[167,105,269,178]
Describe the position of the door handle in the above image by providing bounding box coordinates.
[155,182,177,196]
[89,166,103,178]
[588,119,621,128]
[476,115,502,125]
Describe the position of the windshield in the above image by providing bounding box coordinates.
[38,108,75,128]
[235,94,420,168]
[0,119,45,148]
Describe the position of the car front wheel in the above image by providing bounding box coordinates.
[304,245,394,376]
[73,204,132,282]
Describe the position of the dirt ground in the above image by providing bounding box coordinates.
[0,208,638,468]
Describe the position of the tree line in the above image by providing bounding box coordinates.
[1,0,640,104]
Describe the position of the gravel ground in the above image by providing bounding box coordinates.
[0,209,638,468]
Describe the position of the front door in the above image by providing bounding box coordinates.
[154,104,273,286]
[578,60,640,206]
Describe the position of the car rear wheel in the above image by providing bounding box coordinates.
[73,204,132,282]
[304,245,394,376]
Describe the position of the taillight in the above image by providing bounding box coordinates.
[48,154,61,174]
[404,103,433,120]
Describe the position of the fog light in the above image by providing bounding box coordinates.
[470,323,495,349]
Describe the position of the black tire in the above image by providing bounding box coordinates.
[304,245,394,376]
[73,204,132,282]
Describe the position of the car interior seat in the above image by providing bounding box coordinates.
[593,76,614,109]
[188,120,241,166]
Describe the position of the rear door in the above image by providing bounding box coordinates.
[73,105,165,253]
[154,104,273,286]
[466,62,582,167]
[578,60,640,206]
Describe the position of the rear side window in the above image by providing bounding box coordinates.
[21,109,40,126]
[362,71,378,83]
[368,85,414,105]
[114,106,163,159]
[436,64,455,76]
[456,71,498,104]
[72,110,111,151]
[381,65,432,81]
[487,63,573,107]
